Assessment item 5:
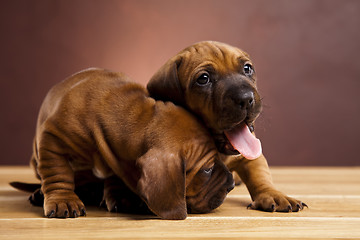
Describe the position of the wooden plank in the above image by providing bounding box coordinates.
[0,166,359,239]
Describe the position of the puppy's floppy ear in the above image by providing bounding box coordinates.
[137,149,187,220]
[147,56,185,106]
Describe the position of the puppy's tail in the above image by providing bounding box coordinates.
[9,182,41,193]
[9,182,44,206]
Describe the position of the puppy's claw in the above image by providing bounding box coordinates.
[275,204,291,212]
[63,210,69,218]
[286,205,292,212]
[271,204,276,212]
[99,199,105,208]
[266,204,276,212]
[73,210,78,218]
[294,202,308,211]
[80,208,86,216]
[47,210,55,218]
[248,202,276,212]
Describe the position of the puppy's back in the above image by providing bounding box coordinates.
[36,68,216,171]
[37,68,135,123]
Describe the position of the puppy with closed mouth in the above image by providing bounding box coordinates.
[147,41,307,212]
[16,68,234,220]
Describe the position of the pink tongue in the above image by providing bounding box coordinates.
[224,124,262,160]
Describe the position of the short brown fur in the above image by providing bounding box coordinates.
[30,68,234,220]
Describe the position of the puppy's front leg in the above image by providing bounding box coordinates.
[37,147,85,218]
[228,154,307,212]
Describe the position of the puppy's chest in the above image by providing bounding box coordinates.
[68,153,114,179]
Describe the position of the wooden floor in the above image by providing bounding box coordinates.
[0,166,359,239]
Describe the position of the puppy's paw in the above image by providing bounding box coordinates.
[101,194,128,213]
[102,175,151,214]
[101,191,150,214]
[248,190,307,212]
[44,191,86,218]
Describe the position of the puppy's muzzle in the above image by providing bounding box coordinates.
[226,79,257,116]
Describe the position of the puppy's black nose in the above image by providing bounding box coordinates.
[235,91,254,110]
[239,91,254,109]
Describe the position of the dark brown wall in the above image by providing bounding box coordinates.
[1,0,359,166]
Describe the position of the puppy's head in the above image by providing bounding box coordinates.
[136,145,233,220]
[147,41,262,156]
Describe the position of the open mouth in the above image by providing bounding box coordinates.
[214,122,262,159]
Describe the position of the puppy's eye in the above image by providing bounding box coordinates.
[203,167,213,175]
[243,64,254,77]
[196,73,210,85]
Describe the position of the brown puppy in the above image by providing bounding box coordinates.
[147,41,307,212]
[29,68,234,220]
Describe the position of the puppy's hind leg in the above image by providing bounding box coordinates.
[37,140,86,218]
[102,175,150,214]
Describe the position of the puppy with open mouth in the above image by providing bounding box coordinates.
[147,41,307,212]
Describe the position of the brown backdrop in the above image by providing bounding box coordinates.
[1,0,359,166]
